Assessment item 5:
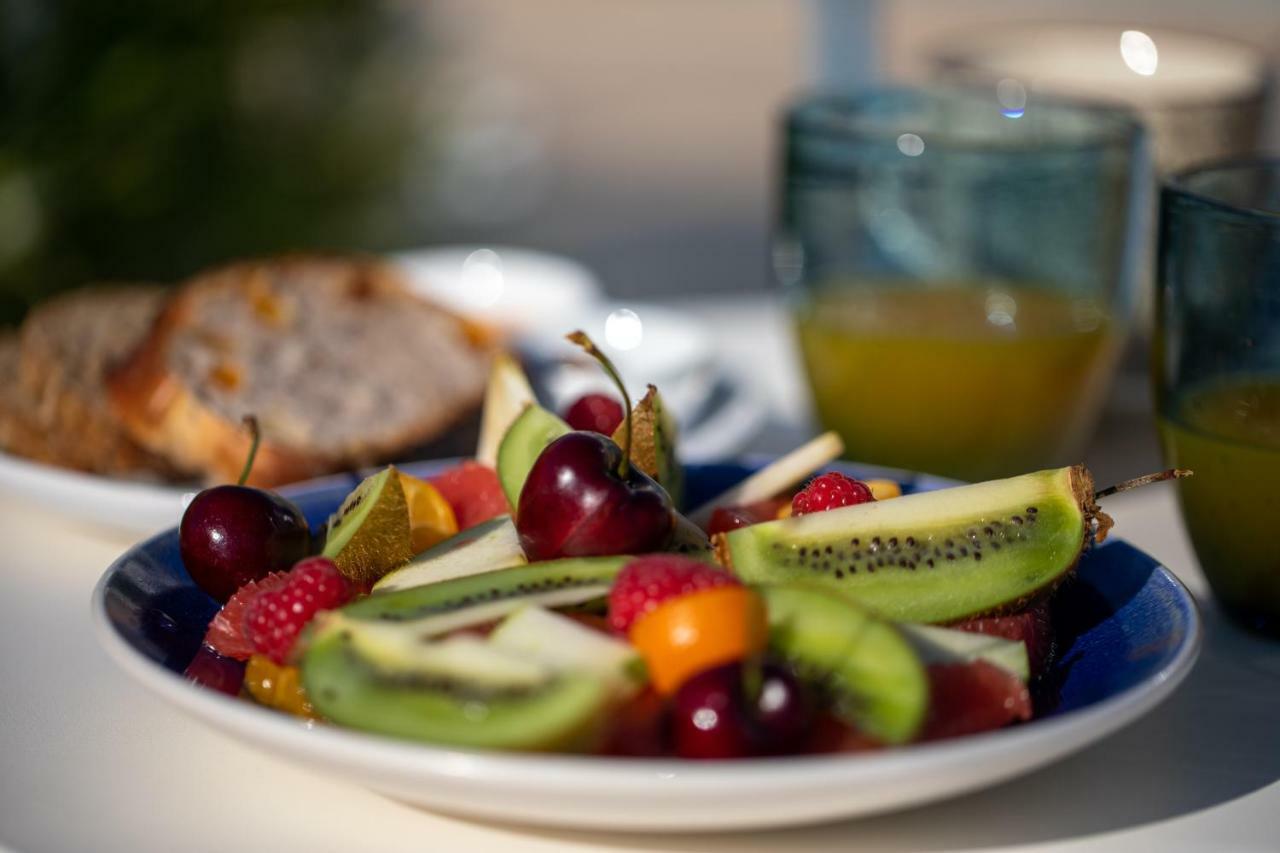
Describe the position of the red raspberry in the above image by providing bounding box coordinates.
[563,393,625,435]
[792,472,875,516]
[203,572,291,660]
[244,557,352,664]
[607,554,739,634]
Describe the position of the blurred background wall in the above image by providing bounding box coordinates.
[1,0,1276,321]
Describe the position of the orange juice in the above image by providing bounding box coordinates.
[794,286,1121,481]
[1159,379,1280,631]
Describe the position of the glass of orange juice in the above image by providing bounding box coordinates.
[778,88,1149,482]
[1155,159,1280,635]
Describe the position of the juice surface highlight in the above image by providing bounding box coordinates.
[794,286,1120,482]
[1159,379,1280,631]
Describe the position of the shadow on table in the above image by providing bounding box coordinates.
[459,601,1280,852]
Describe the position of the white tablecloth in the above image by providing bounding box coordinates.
[3,296,1278,852]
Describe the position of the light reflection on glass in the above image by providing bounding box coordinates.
[896,133,925,157]
[605,308,644,350]
[1120,30,1159,76]
[996,78,1026,119]
[984,291,1018,329]
[460,248,505,309]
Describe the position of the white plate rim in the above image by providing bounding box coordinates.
[89,537,1202,831]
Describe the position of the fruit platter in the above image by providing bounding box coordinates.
[93,332,1200,831]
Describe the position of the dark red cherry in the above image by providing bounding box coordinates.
[180,485,311,603]
[672,660,812,759]
[183,646,247,696]
[563,393,625,435]
[516,431,674,561]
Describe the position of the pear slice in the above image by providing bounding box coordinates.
[475,352,538,468]
[372,515,527,593]
[688,431,844,527]
[898,624,1030,682]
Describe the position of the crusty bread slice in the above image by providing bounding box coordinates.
[108,256,492,487]
[13,286,178,476]
[0,332,64,466]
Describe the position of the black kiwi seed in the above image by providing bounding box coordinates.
[1012,516,1023,525]
[799,547,808,557]
[974,552,982,561]
[1027,506,1038,514]
[946,552,955,561]
[888,537,898,548]
[959,547,968,557]
[825,545,834,555]
[945,538,955,548]
[984,526,994,537]
[835,570,844,579]
[906,536,916,547]
[926,558,935,568]
[851,537,860,546]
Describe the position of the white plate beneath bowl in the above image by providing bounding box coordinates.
[0,375,761,538]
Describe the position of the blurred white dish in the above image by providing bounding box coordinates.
[393,245,603,335]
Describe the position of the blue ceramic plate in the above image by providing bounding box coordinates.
[92,460,1201,832]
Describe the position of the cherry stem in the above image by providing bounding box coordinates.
[566,330,632,477]
[1094,468,1192,500]
[237,415,261,486]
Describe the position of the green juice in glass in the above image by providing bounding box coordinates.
[1159,379,1280,631]
[794,285,1122,482]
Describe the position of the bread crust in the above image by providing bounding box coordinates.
[107,255,490,487]
[11,287,178,476]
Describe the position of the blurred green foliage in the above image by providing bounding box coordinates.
[0,0,440,324]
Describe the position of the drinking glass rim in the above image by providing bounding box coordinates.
[785,86,1143,156]
[1165,156,1280,221]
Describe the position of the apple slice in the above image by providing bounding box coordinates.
[687,431,845,528]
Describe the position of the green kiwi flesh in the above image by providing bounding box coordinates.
[760,584,927,744]
[346,556,628,622]
[322,466,413,585]
[722,467,1103,624]
[668,512,714,561]
[372,515,526,593]
[497,404,571,507]
[302,620,609,751]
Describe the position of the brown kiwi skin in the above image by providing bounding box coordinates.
[713,463,1112,620]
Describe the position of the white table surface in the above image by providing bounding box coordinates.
[3,296,1280,853]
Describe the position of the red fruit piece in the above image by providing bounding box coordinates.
[705,498,789,536]
[183,646,247,696]
[431,461,512,530]
[607,554,739,634]
[203,571,291,660]
[244,557,352,664]
[792,472,874,516]
[805,713,884,755]
[922,660,1032,741]
[600,689,671,757]
[563,393,625,435]
[951,599,1054,676]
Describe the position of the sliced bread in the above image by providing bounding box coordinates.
[107,256,492,487]
[14,286,177,476]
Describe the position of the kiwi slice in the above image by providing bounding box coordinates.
[496,404,571,507]
[302,619,609,751]
[669,512,715,561]
[613,385,683,507]
[761,584,927,744]
[322,466,414,585]
[372,515,527,594]
[719,466,1109,624]
[344,556,628,623]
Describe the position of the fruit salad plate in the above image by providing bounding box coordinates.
[92,458,1200,832]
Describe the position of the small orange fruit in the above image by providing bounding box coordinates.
[244,654,319,719]
[629,586,767,694]
[398,472,459,553]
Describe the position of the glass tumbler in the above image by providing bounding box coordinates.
[778,88,1149,482]
[1155,159,1280,635]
